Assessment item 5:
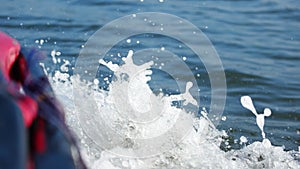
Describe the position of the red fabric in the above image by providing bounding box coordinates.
[10,54,28,84]
[0,31,38,127]
[0,31,20,81]
[1,31,47,169]
[16,96,38,127]
[34,118,46,153]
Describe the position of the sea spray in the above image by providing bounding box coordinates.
[48,52,300,169]
[241,96,272,139]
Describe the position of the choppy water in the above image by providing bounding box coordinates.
[1,0,300,168]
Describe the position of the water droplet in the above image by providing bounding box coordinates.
[240,136,248,144]
[221,116,226,121]
[94,79,99,85]
[40,39,44,45]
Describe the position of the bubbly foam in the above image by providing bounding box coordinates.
[48,52,299,169]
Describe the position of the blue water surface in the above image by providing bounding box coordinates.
[1,0,299,150]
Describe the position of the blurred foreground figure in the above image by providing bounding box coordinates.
[0,31,86,169]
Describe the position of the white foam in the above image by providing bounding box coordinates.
[48,51,299,169]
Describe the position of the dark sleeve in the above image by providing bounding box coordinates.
[0,89,26,169]
[33,120,76,169]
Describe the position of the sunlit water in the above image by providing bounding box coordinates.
[1,0,300,168]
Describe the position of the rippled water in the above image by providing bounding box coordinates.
[1,0,299,152]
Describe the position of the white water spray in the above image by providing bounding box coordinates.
[241,96,272,140]
[48,52,299,169]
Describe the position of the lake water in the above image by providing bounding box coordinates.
[1,0,299,168]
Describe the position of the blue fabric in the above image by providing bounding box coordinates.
[20,48,77,169]
[0,89,26,169]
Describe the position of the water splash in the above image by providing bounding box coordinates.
[241,96,272,140]
[47,52,299,169]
